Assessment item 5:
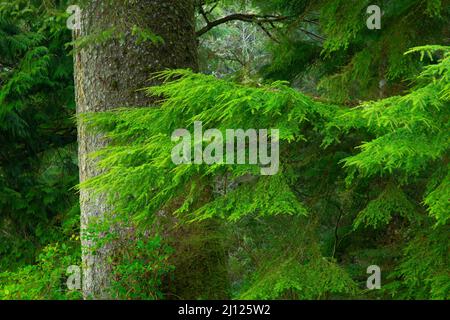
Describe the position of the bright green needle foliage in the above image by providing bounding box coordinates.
[79,69,362,299]
[238,228,358,299]
[323,46,449,299]
[353,183,416,229]
[386,224,449,299]
[191,175,307,222]
[79,69,334,223]
[240,254,357,299]
[1,0,448,301]
[329,46,450,226]
[80,45,449,299]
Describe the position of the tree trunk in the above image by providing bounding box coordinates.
[75,0,199,299]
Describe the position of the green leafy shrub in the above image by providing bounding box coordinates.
[0,238,81,300]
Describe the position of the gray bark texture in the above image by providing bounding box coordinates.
[75,0,198,299]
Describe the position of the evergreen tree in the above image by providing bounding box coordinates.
[0,0,448,301]
[0,0,78,271]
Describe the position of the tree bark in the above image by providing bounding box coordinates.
[75,0,199,299]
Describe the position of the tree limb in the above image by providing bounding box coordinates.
[196,13,291,37]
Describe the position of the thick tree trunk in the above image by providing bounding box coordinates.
[75,0,199,299]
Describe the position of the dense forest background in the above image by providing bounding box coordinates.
[0,0,448,300]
